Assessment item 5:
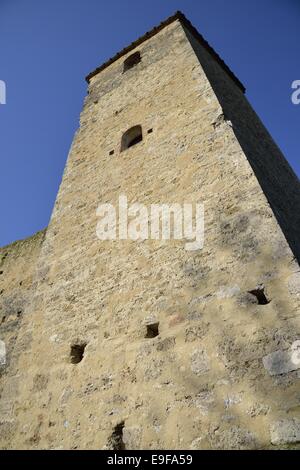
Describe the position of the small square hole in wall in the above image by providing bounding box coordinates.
[248,286,270,305]
[109,150,114,155]
[147,128,153,134]
[0,271,3,275]
[108,421,125,450]
[123,51,141,73]
[145,322,159,338]
[70,342,86,364]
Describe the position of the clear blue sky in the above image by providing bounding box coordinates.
[0,0,299,247]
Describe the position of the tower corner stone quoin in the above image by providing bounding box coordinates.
[1,11,300,450]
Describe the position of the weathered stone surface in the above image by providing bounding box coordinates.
[156,336,175,351]
[288,272,300,296]
[246,403,270,417]
[194,390,215,415]
[210,426,257,450]
[123,426,142,450]
[263,342,300,376]
[191,349,210,375]
[0,230,45,382]
[216,285,240,299]
[270,419,300,445]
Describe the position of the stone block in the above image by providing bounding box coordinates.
[270,419,300,445]
[263,341,300,376]
[191,349,210,375]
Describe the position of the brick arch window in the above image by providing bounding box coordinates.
[121,125,143,151]
[123,51,141,73]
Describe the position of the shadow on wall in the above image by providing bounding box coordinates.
[185,27,300,265]
[144,247,300,449]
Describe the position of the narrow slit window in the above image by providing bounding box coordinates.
[70,342,86,364]
[121,125,143,151]
[123,51,141,72]
[108,422,126,450]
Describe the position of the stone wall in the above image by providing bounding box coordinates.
[0,230,46,440]
[183,24,300,264]
[0,17,300,449]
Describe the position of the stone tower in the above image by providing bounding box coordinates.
[1,12,300,450]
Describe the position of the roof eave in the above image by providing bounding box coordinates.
[85,11,245,94]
